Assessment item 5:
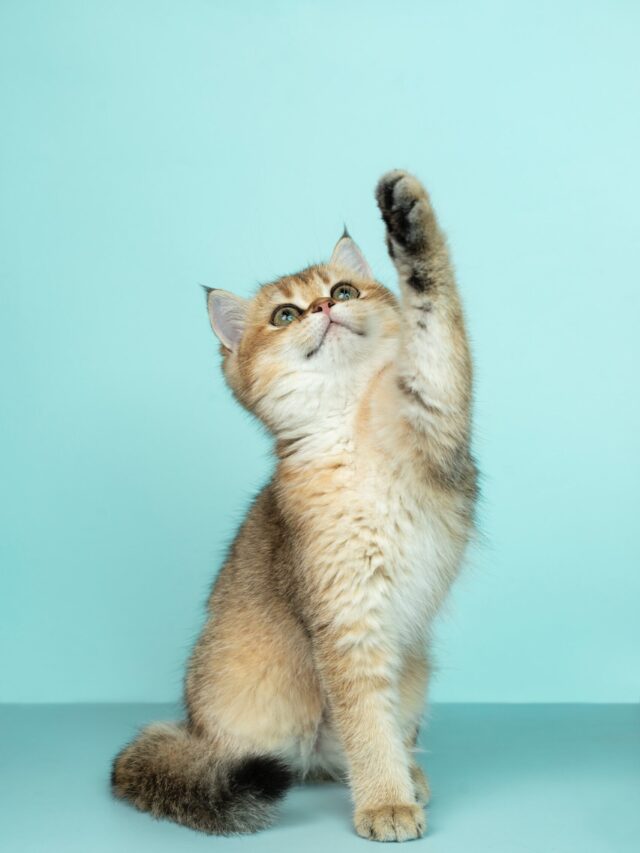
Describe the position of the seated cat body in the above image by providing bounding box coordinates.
[112,171,478,842]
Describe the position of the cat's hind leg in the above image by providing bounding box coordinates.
[113,596,323,834]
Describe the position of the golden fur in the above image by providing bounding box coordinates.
[112,170,477,841]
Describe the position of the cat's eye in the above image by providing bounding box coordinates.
[271,304,302,327]
[330,282,360,302]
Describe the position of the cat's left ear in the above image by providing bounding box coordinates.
[330,229,373,280]
[205,288,248,351]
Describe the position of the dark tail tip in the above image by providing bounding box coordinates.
[110,723,293,836]
[228,755,293,803]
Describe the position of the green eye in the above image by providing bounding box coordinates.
[330,282,360,301]
[271,304,302,327]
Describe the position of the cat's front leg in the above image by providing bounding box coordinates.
[375,170,474,485]
[313,633,426,841]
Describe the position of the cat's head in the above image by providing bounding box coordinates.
[205,233,399,435]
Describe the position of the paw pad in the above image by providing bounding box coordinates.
[375,170,432,255]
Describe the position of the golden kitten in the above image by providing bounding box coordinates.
[112,170,477,842]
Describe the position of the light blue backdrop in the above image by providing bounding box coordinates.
[1,0,638,704]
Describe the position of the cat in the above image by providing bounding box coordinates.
[111,170,478,842]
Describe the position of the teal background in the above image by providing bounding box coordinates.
[1,0,638,705]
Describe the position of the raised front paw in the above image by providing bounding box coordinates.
[375,170,435,258]
[354,803,426,842]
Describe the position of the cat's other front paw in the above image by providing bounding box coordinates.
[410,763,431,806]
[354,803,426,842]
[375,170,434,259]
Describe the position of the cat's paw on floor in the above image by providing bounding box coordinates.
[354,803,426,842]
[375,169,435,258]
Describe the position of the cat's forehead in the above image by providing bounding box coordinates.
[255,265,342,309]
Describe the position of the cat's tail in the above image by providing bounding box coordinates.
[111,721,293,835]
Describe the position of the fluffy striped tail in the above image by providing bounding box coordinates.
[111,722,292,835]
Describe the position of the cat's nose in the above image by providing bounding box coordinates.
[309,298,335,316]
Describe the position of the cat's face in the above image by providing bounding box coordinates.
[206,235,400,435]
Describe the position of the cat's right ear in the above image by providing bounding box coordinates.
[330,228,373,280]
[204,288,248,352]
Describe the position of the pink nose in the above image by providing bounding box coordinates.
[311,298,335,316]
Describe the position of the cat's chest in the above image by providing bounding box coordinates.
[284,441,467,638]
[342,460,461,639]
[298,450,457,646]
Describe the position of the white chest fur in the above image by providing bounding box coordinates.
[280,394,469,654]
[296,445,467,657]
[365,459,462,646]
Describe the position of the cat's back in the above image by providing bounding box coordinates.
[207,479,300,611]
[208,482,280,597]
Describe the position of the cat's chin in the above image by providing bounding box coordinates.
[305,321,364,359]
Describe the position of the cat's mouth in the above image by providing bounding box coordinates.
[306,318,364,358]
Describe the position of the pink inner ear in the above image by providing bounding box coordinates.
[330,236,373,280]
[208,291,247,351]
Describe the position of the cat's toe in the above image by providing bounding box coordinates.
[354,803,426,842]
[375,170,433,256]
[375,169,409,218]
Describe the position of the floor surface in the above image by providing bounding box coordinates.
[1,703,638,852]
